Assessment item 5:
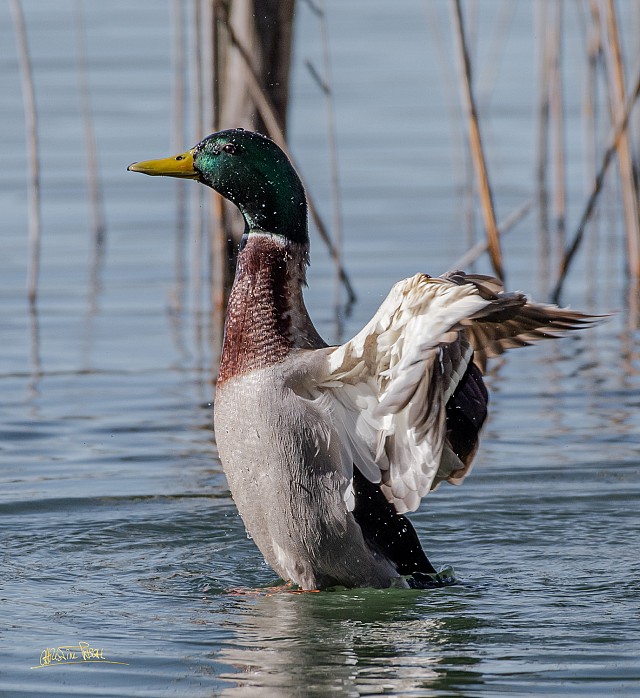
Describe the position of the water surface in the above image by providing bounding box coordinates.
[1,1,639,696]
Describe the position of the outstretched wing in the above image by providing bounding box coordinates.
[441,271,597,371]
[305,272,597,514]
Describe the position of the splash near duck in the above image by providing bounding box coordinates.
[129,129,597,591]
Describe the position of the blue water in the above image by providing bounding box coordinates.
[1,1,639,695]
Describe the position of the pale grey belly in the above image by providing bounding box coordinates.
[213,367,401,589]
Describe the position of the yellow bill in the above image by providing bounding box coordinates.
[127,149,198,178]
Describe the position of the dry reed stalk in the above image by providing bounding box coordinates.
[206,0,227,373]
[601,0,640,279]
[200,0,221,375]
[193,0,206,140]
[584,0,602,309]
[319,23,344,279]
[190,0,207,365]
[550,62,640,303]
[423,3,475,250]
[74,0,105,246]
[211,0,222,131]
[535,0,551,291]
[305,0,345,335]
[449,0,504,281]
[586,1,602,189]
[74,0,107,343]
[549,0,566,263]
[199,0,215,274]
[220,2,357,305]
[210,0,226,283]
[633,3,640,163]
[10,0,41,306]
[169,0,188,318]
[209,193,226,374]
[477,0,516,108]
[452,198,532,270]
[209,0,228,315]
[172,0,187,151]
[201,0,215,135]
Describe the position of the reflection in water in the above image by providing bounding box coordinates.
[82,231,107,371]
[627,277,639,332]
[27,301,41,403]
[215,589,484,696]
[3,3,640,696]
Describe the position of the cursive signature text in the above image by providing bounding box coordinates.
[32,642,128,669]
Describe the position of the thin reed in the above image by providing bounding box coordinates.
[447,0,639,307]
[10,0,41,306]
[449,0,504,282]
[601,0,640,279]
[551,62,640,303]
[10,0,640,354]
[304,0,346,334]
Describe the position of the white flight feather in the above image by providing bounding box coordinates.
[294,272,595,514]
[309,274,490,514]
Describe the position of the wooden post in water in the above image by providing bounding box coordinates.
[211,0,356,306]
[207,0,297,376]
[211,0,296,250]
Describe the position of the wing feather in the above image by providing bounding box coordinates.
[301,272,599,514]
[442,270,600,371]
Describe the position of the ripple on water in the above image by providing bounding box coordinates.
[3,1,640,695]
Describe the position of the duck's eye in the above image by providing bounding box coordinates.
[223,143,238,155]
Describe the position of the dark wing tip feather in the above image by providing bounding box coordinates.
[439,270,607,370]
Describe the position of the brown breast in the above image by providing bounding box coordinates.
[217,235,316,384]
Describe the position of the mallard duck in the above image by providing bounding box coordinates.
[129,128,595,590]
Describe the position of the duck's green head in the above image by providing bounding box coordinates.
[128,129,308,244]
